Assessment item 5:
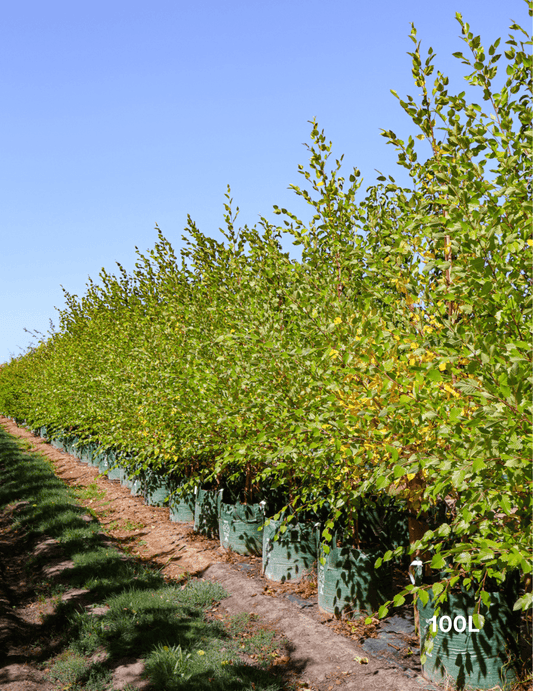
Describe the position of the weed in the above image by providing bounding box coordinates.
[225,613,283,667]
[15,438,34,452]
[245,627,278,661]
[68,611,103,656]
[47,649,111,689]
[48,649,89,686]
[144,642,193,687]
[34,581,65,603]
[227,612,251,636]
[122,519,144,530]
[72,482,105,502]
[24,555,37,574]
[172,578,228,609]
[86,506,99,520]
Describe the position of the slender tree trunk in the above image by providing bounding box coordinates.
[244,461,253,504]
[407,471,431,635]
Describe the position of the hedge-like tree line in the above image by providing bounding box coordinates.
[1,8,531,628]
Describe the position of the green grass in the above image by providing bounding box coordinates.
[47,650,112,691]
[0,428,289,691]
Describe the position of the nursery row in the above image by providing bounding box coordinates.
[30,422,405,602]
[0,11,531,689]
[9,419,526,691]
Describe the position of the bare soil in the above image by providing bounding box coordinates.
[0,417,443,690]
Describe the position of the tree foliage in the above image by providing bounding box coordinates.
[1,5,531,625]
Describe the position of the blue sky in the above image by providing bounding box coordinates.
[1,0,527,362]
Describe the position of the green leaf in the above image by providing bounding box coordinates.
[386,444,399,462]
[427,370,443,383]
[480,591,491,607]
[513,592,533,611]
[376,476,389,490]
[500,495,512,516]
[472,613,485,630]
[473,458,486,472]
[393,465,406,479]
[432,582,444,597]
[431,554,445,570]
[417,589,429,606]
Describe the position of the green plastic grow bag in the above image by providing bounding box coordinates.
[119,457,137,489]
[218,502,264,555]
[81,442,99,466]
[93,448,107,469]
[51,433,65,451]
[317,541,391,616]
[194,488,222,537]
[169,490,195,522]
[418,590,521,690]
[63,435,79,457]
[105,450,122,481]
[97,452,110,475]
[79,443,93,464]
[130,475,142,496]
[262,518,317,582]
[71,436,82,459]
[120,463,135,489]
[142,471,170,506]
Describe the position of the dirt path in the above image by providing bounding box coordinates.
[0,417,439,691]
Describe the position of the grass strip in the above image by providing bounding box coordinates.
[0,428,287,690]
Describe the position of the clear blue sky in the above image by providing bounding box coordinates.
[1,0,527,362]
